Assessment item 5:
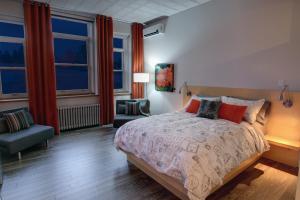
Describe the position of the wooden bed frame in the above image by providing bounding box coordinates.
[122,149,262,200]
[118,85,300,199]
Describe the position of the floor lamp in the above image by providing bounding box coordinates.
[133,73,150,99]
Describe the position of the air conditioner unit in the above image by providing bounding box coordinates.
[143,23,165,38]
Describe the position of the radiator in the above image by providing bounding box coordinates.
[58,104,100,131]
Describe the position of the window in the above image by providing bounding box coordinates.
[0,21,26,97]
[113,35,129,92]
[52,17,93,94]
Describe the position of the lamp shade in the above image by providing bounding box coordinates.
[133,73,149,83]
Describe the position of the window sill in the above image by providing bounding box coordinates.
[0,92,131,103]
[57,93,96,99]
[0,93,97,103]
[114,91,131,96]
[0,97,28,103]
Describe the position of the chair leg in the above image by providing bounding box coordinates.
[18,152,22,160]
[45,140,48,148]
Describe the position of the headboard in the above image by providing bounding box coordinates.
[182,85,300,142]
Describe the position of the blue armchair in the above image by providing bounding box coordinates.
[113,99,150,128]
[0,108,54,160]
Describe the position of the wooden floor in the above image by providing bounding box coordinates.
[1,127,298,200]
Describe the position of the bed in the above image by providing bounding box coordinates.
[114,111,269,200]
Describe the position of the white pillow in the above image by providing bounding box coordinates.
[221,96,265,124]
[183,95,221,111]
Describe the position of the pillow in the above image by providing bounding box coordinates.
[125,102,140,116]
[0,108,34,125]
[117,104,126,114]
[24,110,34,125]
[218,103,247,124]
[186,99,201,114]
[221,96,265,124]
[196,95,221,101]
[256,101,271,125]
[0,118,9,134]
[3,110,30,133]
[197,100,221,119]
[183,95,220,110]
[183,95,200,108]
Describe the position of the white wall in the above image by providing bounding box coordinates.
[0,0,131,111]
[144,0,300,114]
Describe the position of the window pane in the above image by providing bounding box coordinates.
[113,38,123,49]
[0,42,25,67]
[0,22,24,38]
[113,52,122,70]
[56,66,88,90]
[52,18,88,36]
[114,71,123,89]
[1,70,26,94]
[54,39,87,64]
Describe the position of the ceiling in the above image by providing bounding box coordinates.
[36,0,212,23]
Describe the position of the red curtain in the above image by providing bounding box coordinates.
[24,1,60,134]
[131,23,145,99]
[96,15,114,125]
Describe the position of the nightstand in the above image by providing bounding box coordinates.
[263,135,300,167]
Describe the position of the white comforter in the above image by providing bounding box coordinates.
[114,112,269,200]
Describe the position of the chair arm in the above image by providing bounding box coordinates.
[138,99,151,116]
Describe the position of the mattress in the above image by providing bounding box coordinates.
[114,111,269,200]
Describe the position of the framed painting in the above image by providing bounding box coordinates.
[155,64,175,92]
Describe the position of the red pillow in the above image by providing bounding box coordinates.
[218,103,247,124]
[186,99,201,114]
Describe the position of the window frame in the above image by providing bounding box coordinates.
[0,19,27,99]
[52,15,95,96]
[113,33,130,94]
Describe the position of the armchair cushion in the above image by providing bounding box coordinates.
[116,100,136,114]
[3,110,31,133]
[0,125,54,154]
[125,102,140,115]
[116,104,126,114]
[0,107,34,126]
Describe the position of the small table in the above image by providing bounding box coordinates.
[263,135,300,167]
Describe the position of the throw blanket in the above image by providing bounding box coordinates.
[114,112,269,200]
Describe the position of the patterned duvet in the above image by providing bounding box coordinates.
[114,112,269,200]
